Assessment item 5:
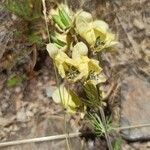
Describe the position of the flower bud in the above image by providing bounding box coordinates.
[46,43,59,59]
[72,42,88,59]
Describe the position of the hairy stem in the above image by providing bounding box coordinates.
[42,1,70,150]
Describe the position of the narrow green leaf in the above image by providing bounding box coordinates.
[50,35,66,47]
[52,15,66,30]
[58,8,70,27]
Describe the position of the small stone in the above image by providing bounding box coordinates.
[87,140,94,149]
[120,75,150,141]
[10,131,16,135]
[0,117,14,127]
[133,19,145,30]
[147,142,150,148]
[0,109,2,117]
[3,126,13,133]
[1,102,9,111]
[16,108,28,122]
[11,14,17,21]
[12,124,19,132]
[32,107,38,114]
[26,110,34,117]
[15,86,21,93]
[0,131,6,139]
[43,76,49,82]
[37,81,43,87]
[45,86,56,98]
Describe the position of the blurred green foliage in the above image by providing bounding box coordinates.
[113,138,123,150]
[5,0,42,21]
[7,74,26,87]
[5,0,44,46]
[1,0,44,72]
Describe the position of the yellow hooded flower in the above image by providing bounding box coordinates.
[54,51,75,78]
[47,42,102,83]
[52,84,82,113]
[75,11,117,51]
[72,42,88,59]
[71,42,102,82]
[46,43,59,59]
[55,53,101,83]
[72,56,101,82]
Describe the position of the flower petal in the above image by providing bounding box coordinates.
[54,52,73,78]
[75,11,93,36]
[52,85,82,113]
[46,43,59,58]
[72,42,88,59]
[93,20,109,33]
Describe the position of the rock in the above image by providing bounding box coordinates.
[26,110,34,118]
[45,86,56,98]
[120,75,150,141]
[15,87,21,93]
[0,109,2,117]
[133,19,145,30]
[0,130,6,139]
[1,102,9,111]
[0,117,15,127]
[16,108,28,122]
[12,124,19,132]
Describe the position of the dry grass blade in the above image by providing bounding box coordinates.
[0,132,81,148]
[116,123,150,132]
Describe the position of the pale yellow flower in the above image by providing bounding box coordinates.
[52,84,82,113]
[75,11,117,51]
[72,42,88,59]
[54,51,75,78]
[47,42,102,83]
[54,53,101,83]
[70,56,102,82]
[46,43,59,59]
[70,42,102,82]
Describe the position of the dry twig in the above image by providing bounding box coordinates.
[0,132,81,148]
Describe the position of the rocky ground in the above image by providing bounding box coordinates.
[0,0,150,149]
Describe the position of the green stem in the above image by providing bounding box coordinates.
[42,1,70,149]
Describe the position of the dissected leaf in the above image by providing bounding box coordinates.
[88,113,113,136]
